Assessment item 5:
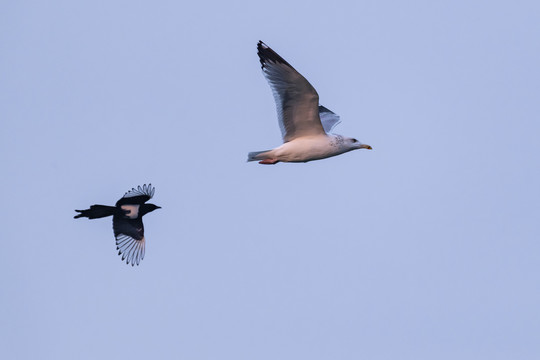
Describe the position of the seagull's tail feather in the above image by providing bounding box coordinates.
[247,150,271,162]
[74,205,117,219]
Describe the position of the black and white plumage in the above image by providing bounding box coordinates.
[248,41,372,164]
[74,184,160,266]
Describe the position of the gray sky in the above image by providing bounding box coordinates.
[2,0,539,359]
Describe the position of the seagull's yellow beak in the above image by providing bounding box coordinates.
[360,144,372,150]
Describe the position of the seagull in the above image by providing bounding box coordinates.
[74,184,160,266]
[248,41,372,165]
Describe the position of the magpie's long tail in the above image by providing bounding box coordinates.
[74,205,116,219]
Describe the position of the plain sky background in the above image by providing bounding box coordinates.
[1,0,539,359]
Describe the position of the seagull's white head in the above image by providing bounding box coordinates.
[346,137,372,151]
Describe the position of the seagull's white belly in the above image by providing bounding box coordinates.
[273,136,344,162]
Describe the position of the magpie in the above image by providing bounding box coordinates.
[74,184,160,266]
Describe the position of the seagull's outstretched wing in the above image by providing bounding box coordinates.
[319,105,341,133]
[258,41,325,142]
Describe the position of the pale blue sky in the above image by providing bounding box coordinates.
[1,1,539,359]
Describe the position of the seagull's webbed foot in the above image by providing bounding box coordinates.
[259,159,279,165]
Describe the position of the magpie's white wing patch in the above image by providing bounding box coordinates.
[116,234,145,266]
[122,184,155,199]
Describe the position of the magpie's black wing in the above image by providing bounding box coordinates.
[111,184,154,266]
[115,184,155,206]
[113,216,145,266]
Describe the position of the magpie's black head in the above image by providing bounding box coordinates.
[140,203,161,216]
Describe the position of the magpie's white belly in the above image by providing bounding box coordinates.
[121,204,140,219]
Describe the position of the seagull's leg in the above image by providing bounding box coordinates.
[259,159,279,165]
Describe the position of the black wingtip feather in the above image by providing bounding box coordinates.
[257,40,294,69]
[318,105,335,114]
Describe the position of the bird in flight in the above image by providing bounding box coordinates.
[248,41,372,165]
[74,184,160,266]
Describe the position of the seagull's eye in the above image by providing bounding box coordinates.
[352,138,358,143]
